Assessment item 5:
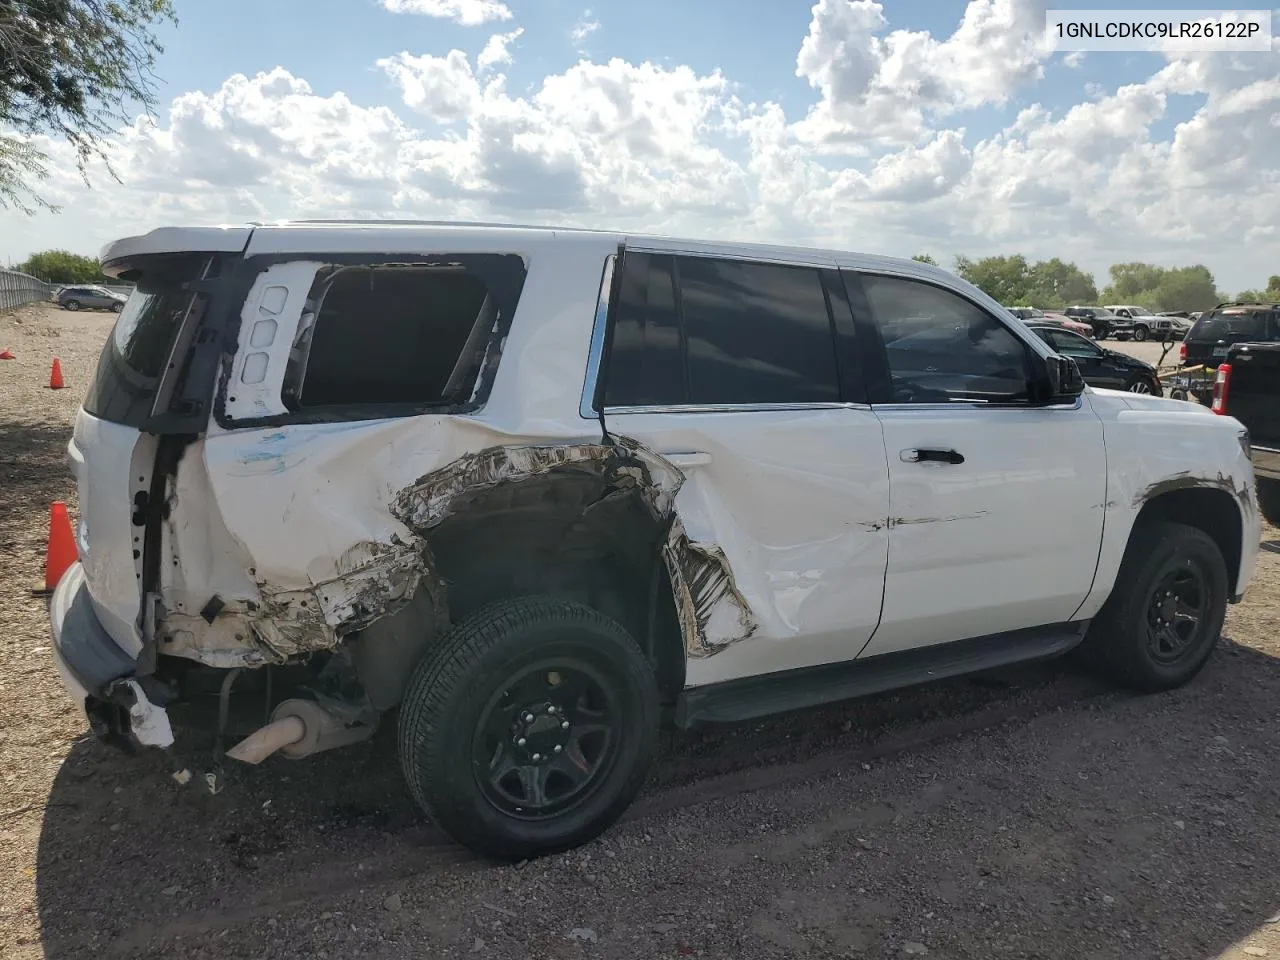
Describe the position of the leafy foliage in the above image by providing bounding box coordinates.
[910,253,938,265]
[16,249,110,284]
[1100,263,1222,312]
[0,0,177,212]
[953,254,1098,308]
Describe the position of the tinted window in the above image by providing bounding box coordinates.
[283,264,500,409]
[602,255,842,407]
[678,257,839,405]
[1188,310,1273,342]
[1037,327,1100,359]
[860,274,1034,404]
[601,254,685,407]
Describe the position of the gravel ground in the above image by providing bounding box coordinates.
[2,303,1278,960]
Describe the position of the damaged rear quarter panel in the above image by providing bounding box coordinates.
[177,421,757,667]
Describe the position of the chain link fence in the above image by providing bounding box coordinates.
[0,269,54,312]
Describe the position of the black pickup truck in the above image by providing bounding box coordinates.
[1215,341,1280,525]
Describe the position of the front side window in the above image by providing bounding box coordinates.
[602,254,842,407]
[859,274,1035,404]
[1039,328,1100,360]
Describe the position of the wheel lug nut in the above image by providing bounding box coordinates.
[561,720,570,730]
[547,705,556,715]
[524,713,534,722]
[554,745,563,754]
[532,752,542,761]
[517,737,527,746]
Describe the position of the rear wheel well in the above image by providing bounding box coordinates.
[424,472,686,704]
[1132,487,1242,589]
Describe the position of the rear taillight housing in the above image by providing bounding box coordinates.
[1211,363,1231,414]
[1178,341,1187,363]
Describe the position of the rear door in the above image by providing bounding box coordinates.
[589,247,891,687]
[843,268,1107,657]
[70,237,251,658]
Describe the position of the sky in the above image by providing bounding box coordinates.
[2,0,1279,295]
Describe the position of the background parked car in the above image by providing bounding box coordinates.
[1063,306,1134,340]
[1027,322,1163,395]
[1180,301,1280,369]
[1005,306,1094,337]
[55,285,127,312]
[1104,305,1189,342]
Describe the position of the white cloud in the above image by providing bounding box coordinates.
[477,27,523,71]
[793,0,1052,148]
[571,11,601,51]
[3,0,1279,296]
[382,0,511,26]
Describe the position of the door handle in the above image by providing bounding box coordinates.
[663,451,712,468]
[901,448,965,465]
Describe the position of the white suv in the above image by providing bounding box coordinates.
[49,221,1260,859]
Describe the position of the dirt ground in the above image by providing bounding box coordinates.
[2,302,1279,960]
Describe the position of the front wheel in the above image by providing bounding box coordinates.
[1126,375,1157,395]
[1133,325,1150,342]
[1079,521,1228,692]
[63,300,80,311]
[398,596,659,860]
[1259,479,1280,527]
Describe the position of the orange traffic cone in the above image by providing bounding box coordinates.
[42,502,79,593]
[0,348,13,360]
[49,358,64,389]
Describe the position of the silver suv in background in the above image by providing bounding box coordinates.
[55,285,127,312]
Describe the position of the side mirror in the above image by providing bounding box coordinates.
[1044,354,1086,402]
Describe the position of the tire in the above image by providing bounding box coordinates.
[1079,521,1228,692]
[110,301,123,312]
[1133,325,1150,342]
[1094,327,1108,341]
[398,596,660,860]
[63,300,80,311]
[1259,479,1280,528]
[1126,376,1155,395]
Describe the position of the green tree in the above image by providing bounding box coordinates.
[1236,289,1266,302]
[17,249,109,284]
[1101,262,1222,312]
[0,0,178,213]
[1025,257,1097,308]
[953,254,1097,308]
[911,253,938,265]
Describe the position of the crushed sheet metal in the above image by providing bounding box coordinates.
[663,529,757,656]
[168,436,755,666]
[390,437,755,658]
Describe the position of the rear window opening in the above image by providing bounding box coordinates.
[82,253,219,427]
[281,264,501,410]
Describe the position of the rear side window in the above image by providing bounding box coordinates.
[283,265,497,409]
[602,254,843,407]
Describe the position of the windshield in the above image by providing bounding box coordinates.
[1189,310,1270,341]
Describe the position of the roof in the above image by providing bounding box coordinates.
[97,218,955,285]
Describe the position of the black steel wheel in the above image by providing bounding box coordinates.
[472,659,620,820]
[398,596,659,860]
[1079,521,1228,691]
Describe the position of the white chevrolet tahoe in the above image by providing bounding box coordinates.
[49,221,1261,859]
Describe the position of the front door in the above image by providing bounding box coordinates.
[594,248,891,687]
[1037,326,1128,390]
[843,269,1108,657]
